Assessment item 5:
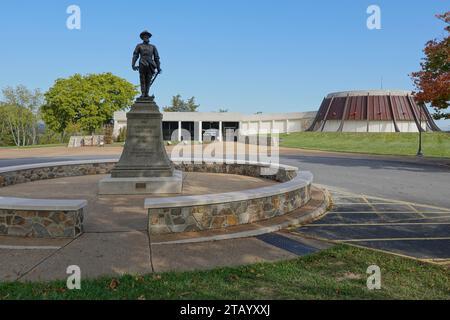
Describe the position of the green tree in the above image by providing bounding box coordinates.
[0,85,43,146]
[0,104,15,146]
[41,73,137,137]
[0,104,35,147]
[163,94,199,112]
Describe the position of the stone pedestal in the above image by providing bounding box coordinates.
[98,97,182,195]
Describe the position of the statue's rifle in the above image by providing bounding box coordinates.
[149,70,161,87]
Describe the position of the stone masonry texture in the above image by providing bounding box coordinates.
[0,208,84,238]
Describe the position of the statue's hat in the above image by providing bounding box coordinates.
[140,30,152,39]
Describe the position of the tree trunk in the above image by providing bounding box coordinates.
[6,118,19,146]
[32,124,37,145]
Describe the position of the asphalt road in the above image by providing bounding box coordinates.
[280,153,450,209]
[1,152,449,208]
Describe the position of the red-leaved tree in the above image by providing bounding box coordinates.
[411,12,450,120]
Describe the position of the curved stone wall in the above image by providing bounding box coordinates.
[0,159,296,187]
[0,160,116,188]
[0,159,313,238]
[146,160,313,235]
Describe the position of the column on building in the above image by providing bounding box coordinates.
[286,119,290,134]
[194,121,203,143]
[178,121,182,142]
[218,121,223,141]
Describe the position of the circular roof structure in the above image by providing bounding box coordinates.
[326,90,412,98]
[308,90,441,132]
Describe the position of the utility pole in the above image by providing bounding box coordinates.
[417,105,424,157]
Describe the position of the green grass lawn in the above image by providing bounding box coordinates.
[0,245,448,300]
[280,132,450,158]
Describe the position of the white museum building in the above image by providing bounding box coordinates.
[113,111,317,141]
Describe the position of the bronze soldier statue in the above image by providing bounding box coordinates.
[132,30,162,98]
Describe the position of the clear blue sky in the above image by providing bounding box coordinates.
[0,0,448,129]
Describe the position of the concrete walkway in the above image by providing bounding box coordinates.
[0,188,331,282]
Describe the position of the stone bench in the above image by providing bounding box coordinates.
[0,197,87,238]
[145,161,313,234]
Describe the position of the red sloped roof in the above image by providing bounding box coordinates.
[307,90,441,132]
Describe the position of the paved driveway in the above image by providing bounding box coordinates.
[293,188,450,264]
